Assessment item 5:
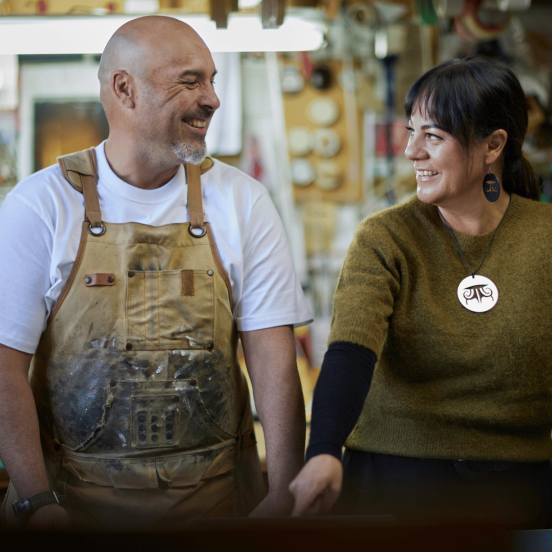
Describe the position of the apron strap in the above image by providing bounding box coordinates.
[82,149,103,229]
[57,147,103,229]
[186,163,204,229]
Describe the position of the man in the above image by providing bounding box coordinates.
[0,16,311,530]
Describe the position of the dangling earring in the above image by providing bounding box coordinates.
[483,165,500,202]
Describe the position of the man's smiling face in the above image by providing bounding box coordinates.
[133,32,220,165]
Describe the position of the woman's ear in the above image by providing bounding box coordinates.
[484,129,508,166]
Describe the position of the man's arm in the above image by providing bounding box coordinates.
[239,325,305,517]
[0,344,70,529]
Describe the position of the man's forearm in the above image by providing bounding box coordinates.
[240,326,306,490]
[0,344,51,500]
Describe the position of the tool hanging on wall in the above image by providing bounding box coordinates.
[453,0,512,42]
[374,25,406,205]
[209,0,238,29]
[261,0,285,29]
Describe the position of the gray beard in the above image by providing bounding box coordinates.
[170,140,207,165]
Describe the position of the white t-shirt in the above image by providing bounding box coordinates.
[0,142,312,355]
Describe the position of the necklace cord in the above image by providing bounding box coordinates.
[437,198,511,278]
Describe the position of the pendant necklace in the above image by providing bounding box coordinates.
[437,199,510,313]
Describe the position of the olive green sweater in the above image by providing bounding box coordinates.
[329,193,552,462]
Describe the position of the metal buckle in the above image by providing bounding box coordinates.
[88,222,106,236]
[188,225,207,238]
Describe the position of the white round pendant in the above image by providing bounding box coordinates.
[457,275,499,313]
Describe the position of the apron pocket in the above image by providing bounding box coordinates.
[126,269,215,351]
[61,441,236,489]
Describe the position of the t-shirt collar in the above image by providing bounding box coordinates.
[95,141,187,205]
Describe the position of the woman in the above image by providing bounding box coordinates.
[290,57,552,527]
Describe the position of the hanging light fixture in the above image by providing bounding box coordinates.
[0,11,325,55]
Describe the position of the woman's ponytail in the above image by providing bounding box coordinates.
[503,153,541,201]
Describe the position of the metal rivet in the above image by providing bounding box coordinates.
[110,380,117,387]
[189,378,197,387]
[128,270,135,278]
[206,342,214,350]
[107,275,115,283]
[126,343,133,350]
[166,433,173,440]
[207,270,214,276]
[84,276,92,284]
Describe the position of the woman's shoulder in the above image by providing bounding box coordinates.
[508,193,552,230]
[357,194,433,237]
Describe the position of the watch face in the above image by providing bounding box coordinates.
[12,499,32,520]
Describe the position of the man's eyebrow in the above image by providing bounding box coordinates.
[177,70,218,79]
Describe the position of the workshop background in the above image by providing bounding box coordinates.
[0,0,551,487]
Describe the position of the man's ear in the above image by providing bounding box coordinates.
[111,70,136,109]
[484,129,508,166]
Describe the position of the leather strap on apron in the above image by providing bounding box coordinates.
[186,163,204,230]
[58,148,103,229]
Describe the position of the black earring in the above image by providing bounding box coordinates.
[483,165,500,202]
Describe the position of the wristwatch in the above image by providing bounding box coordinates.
[12,491,60,522]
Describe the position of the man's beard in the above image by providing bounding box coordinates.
[170,139,207,165]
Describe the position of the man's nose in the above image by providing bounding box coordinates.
[200,86,221,113]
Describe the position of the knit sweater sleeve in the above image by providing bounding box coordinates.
[328,217,401,356]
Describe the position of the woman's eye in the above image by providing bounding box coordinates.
[426,133,440,139]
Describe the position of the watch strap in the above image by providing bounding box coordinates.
[13,491,59,521]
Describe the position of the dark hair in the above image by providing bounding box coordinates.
[404,57,540,201]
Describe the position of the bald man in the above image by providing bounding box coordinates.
[0,16,311,530]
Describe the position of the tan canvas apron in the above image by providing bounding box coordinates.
[2,149,265,530]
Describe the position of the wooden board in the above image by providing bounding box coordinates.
[282,59,364,204]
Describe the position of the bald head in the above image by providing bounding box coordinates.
[98,16,209,95]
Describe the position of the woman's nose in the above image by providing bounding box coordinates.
[405,136,426,161]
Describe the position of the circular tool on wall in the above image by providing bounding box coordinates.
[309,99,340,127]
[313,129,342,159]
[315,161,342,191]
[288,127,314,157]
[291,159,316,187]
[454,0,511,42]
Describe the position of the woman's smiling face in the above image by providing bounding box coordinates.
[405,108,486,208]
